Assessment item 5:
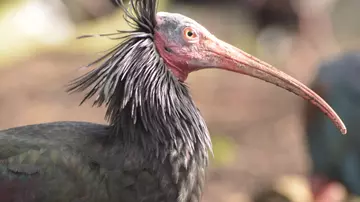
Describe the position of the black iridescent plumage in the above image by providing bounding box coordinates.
[68,0,211,154]
[0,0,210,201]
[0,0,348,201]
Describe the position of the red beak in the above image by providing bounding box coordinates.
[202,36,346,135]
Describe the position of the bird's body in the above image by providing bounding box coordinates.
[0,121,206,202]
[305,51,360,201]
[0,0,347,201]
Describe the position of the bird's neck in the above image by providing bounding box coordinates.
[106,75,211,201]
[70,32,212,201]
[106,71,212,158]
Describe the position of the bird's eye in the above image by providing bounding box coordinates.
[183,27,198,42]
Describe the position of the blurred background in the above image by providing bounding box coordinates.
[0,0,360,201]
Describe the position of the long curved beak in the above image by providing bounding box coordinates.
[203,36,347,135]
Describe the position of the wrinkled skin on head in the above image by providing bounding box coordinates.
[153,12,346,135]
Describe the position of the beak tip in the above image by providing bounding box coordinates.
[341,128,347,135]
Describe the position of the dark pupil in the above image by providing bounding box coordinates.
[187,31,193,37]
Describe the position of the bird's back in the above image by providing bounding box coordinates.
[305,51,360,195]
[0,121,179,202]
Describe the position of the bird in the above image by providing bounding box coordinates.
[305,51,360,202]
[0,0,347,202]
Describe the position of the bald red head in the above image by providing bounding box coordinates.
[154,12,346,135]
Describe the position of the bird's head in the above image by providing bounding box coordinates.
[153,11,346,135]
[153,12,230,80]
[69,0,346,137]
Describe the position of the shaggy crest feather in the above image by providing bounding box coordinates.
[66,0,212,155]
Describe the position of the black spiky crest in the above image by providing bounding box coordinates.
[67,0,212,155]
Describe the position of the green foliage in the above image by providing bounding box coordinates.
[210,134,237,167]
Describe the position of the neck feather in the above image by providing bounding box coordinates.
[67,35,212,156]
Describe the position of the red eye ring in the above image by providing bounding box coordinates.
[183,27,198,41]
